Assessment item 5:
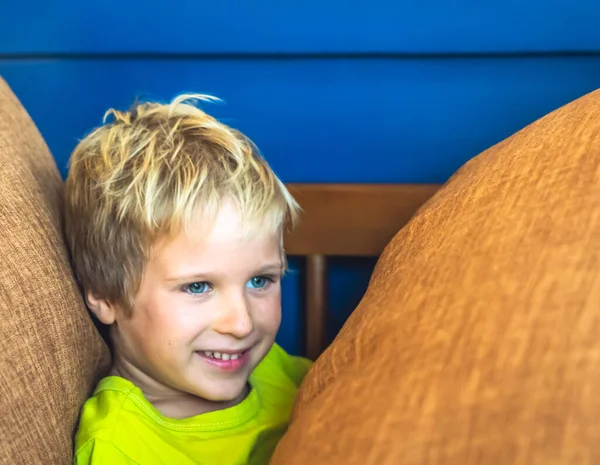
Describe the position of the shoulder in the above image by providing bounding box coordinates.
[254,343,313,388]
[74,377,140,453]
[74,438,139,464]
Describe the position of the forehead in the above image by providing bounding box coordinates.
[151,201,282,267]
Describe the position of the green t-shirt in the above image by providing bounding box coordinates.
[74,343,312,465]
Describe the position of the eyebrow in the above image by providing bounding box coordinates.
[166,262,283,283]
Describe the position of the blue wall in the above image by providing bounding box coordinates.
[2,1,600,355]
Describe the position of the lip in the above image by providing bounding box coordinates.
[196,348,251,372]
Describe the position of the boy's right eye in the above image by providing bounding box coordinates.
[184,282,211,295]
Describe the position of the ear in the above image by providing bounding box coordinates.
[86,291,118,325]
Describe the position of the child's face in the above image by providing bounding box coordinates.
[106,200,283,406]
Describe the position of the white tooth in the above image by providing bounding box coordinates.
[203,351,213,358]
[213,351,222,359]
[222,353,231,361]
[230,354,239,360]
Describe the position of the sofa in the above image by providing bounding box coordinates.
[2,75,600,464]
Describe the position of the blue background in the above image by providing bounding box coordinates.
[2,1,600,355]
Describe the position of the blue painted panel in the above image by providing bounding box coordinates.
[279,257,378,355]
[327,258,378,342]
[1,57,600,184]
[2,1,600,54]
[279,258,303,355]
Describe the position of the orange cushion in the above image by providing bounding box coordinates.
[0,78,110,464]
[271,89,600,464]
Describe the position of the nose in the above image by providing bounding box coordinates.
[213,291,254,339]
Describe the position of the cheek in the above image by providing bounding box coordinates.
[128,293,211,346]
[252,292,282,333]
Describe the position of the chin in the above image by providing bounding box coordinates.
[195,383,248,403]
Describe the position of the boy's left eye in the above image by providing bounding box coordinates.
[246,276,272,289]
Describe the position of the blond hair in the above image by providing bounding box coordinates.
[65,94,299,314]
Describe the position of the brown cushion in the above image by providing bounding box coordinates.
[0,78,110,464]
[271,90,600,465]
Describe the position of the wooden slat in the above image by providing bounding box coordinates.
[305,255,328,360]
[284,184,440,257]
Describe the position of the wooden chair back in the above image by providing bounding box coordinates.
[283,183,440,359]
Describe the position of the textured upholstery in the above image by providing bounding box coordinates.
[0,77,110,464]
[271,89,600,464]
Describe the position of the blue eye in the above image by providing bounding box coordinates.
[247,276,269,289]
[185,282,210,294]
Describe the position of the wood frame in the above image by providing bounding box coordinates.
[283,183,440,360]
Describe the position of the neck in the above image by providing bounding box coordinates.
[110,356,249,419]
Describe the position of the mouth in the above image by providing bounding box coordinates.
[195,348,251,371]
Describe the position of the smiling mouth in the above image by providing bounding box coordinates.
[196,349,251,371]
[200,350,248,361]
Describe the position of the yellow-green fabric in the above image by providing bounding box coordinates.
[74,343,312,465]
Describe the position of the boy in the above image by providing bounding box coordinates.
[65,94,312,464]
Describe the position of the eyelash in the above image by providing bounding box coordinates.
[181,274,279,296]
